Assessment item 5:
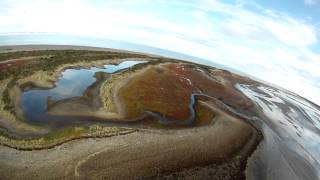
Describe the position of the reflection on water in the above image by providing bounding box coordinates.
[3,34,319,178]
[21,60,145,122]
[236,84,320,179]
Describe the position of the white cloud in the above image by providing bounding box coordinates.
[265,19,317,47]
[305,0,320,5]
[0,0,320,105]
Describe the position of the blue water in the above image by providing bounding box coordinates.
[2,34,320,179]
[20,60,145,122]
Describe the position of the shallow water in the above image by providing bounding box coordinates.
[20,60,145,122]
[2,36,320,178]
[236,84,320,180]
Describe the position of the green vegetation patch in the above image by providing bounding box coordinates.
[0,50,148,80]
[0,49,147,149]
[0,125,136,150]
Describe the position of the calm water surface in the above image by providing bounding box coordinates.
[2,34,320,179]
[21,60,145,122]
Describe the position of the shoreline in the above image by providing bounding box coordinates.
[0,113,261,179]
[0,45,263,179]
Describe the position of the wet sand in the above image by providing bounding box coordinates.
[0,110,260,179]
[0,45,263,179]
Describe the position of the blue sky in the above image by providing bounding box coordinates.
[0,0,320,105]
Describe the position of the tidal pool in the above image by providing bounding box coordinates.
[20,60,145,123]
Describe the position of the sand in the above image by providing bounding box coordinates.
[0,45,262,179]
[0,111,260,179]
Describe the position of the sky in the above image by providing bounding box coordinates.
[0,0,320,105]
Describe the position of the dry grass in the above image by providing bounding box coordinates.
[0,125,135,150]
[0,57,143,149]
[0,79,46,134]
[17,59,128,88]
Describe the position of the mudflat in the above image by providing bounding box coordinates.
[0,45,262,179]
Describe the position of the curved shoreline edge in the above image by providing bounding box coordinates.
[0,45,263,179]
